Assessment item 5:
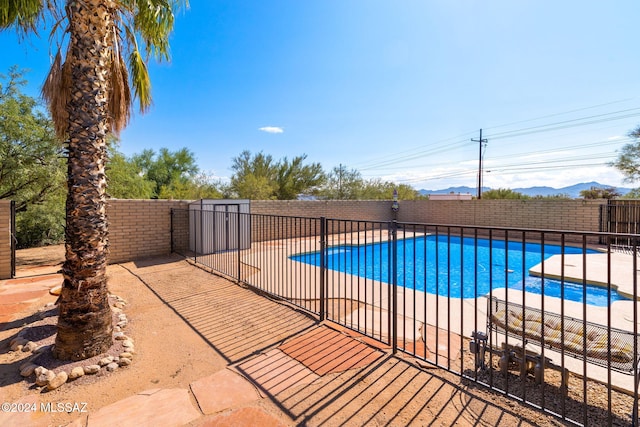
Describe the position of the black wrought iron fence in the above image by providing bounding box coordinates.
[172,208,640,426]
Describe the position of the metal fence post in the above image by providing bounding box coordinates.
[320,217,327,322]
[391,220,398,354]
[195,208,199,264]
[237,210,242,281]
[10,200,16,278]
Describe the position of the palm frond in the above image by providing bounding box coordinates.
[109,50,131,135]
[133,0,176,61]
[0,0,44,33]
[41,48,70,139]
[129,47,152,113]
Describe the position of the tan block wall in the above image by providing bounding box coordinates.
[397,199,604,232]
[251,200,393,221]
[1,199,606,267]
[250,200,392,241]
[252,199,604,232]
[0,200,12,279]
[104,200,392,263]
[397,199,605,244]
[106,199,189,264]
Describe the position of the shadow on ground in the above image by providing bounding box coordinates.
[120,255,566,426]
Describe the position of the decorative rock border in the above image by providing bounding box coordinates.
[8,294,134,391]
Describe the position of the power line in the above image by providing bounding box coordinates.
[481,98,635,132]
[488,137,632,161]
[356,132,478,170]
[487,109,640,140]
[355,106,640,173]
[385,161,615,186]
[366,136,631,172]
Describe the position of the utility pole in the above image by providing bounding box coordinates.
[338,163,343,199]
[471,129,488,199]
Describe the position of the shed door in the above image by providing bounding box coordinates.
[213,204,239,252]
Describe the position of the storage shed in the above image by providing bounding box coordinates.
[188,200,251,254]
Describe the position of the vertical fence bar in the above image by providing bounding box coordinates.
[488,228,495,391]
[519,230,527,406]
[363,221,369,340]
[423,225,428,362]
[447,227,452,370]
[581,234,588,426]
[434,226,440,367]
[380,223,385,344]
[458,227,464,374]
[634,243,639,427]
[195,208,199,265]
[391,220,398,354]
[237,210,242,281]
[320,217,326,322]
[10,200,16,278]
[473,227,479,379]
[607,236,613,427]
[416,224,420,354]
[504,229,511,398]
[540,231,547,412]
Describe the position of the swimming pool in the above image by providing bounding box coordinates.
[290,235,628,306]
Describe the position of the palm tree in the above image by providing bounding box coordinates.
[1,0,186,360]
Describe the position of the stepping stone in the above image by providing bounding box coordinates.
[87,388,200,427]
[421,323,461,360]
[198,407,287,427]
[190,369,260,414]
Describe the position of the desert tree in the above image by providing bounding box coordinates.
[230,150,325,199]
[612,126,640,186]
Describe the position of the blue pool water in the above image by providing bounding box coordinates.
[290,235,629,306]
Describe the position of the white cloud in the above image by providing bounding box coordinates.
[259,126,284,134]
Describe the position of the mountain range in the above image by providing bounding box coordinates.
[419,181,634,198]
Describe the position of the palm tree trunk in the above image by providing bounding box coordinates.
[53,0,114,361]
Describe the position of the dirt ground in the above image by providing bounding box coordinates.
[2,245,229,426]
[0,245,623,426]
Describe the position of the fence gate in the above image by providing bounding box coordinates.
[600,199,640,246]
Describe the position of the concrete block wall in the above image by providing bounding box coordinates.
[0,200,12,279]
[170,207,191,254]
[397,199,604,232]
[106,199,188,263]
[101,199,611,263]
[1,198,608,268]
[251,200,393,221]
[250,200,393,241]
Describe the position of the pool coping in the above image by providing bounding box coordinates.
[529,251,640,300]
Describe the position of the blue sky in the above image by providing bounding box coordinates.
[2,1,640,191]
